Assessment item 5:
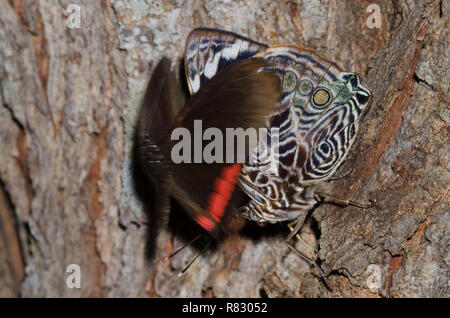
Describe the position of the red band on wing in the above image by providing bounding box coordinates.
[208,193,228,222]
[203,164,242,229]
[195,215,215,232]
[214,178,234,201]
[222,163,241,184]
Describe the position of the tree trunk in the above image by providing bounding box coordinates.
[0,0,448,297]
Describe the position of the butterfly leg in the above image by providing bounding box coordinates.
[316,192,373,208]
[286,243,332,290]
[285,220,332,290]
[285,215,307,243]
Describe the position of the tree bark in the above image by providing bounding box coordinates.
[0,0,448,297]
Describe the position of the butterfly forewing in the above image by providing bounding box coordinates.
[185,28,268,95]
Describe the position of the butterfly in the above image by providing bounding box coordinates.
[137,28,372,259]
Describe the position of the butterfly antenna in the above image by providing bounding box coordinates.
[163,234,203,261]
[178,239,212,277]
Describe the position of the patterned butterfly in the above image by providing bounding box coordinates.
[138,28,371,250]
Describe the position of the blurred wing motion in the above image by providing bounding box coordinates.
[137,57,186,230]
[137,57,186,177]
[138,57,280,238]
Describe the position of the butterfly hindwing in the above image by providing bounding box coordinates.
[233,45,371,224]
[301,72,371,181]
[252,46,371,182]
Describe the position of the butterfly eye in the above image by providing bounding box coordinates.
[312,88,331,107]
[298,79,313,96]
[282,71,297,92]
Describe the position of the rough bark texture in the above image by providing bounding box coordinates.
[0,0,448,297]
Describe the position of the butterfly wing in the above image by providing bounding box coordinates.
[138,57,187,176]
[252,46,371,183]
[236,46,371,224]
[137,58,187,229]
[140,57,280,238]
[184,28,268,95]
[300,72,371,182]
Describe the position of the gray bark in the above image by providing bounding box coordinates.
[0,0,448,297]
